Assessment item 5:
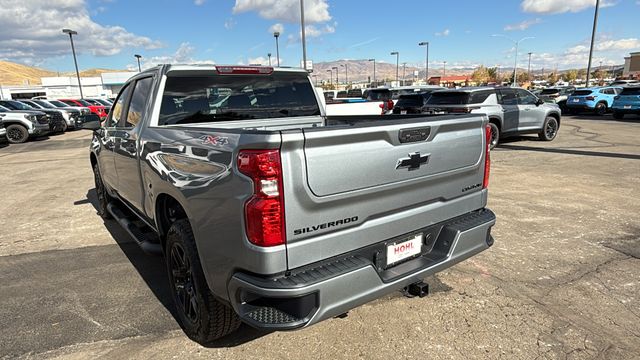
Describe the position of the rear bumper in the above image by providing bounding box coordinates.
[612,106,640,114]
[228,209,496,330]
[566,103,595,110]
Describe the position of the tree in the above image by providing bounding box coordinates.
[471,65,490,85]
[577,69,587,80]
[547,72,559,84]
[564,69,578,83]
[487,67,499,83]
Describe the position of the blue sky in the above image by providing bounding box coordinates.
[1,0,639,72]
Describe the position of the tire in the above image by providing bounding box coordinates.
[612,111,624,119]
[594,102,607,116]
[60,121,68,132]
[93,163,112,220]
[488,122,500,150]
[538,116,559,141]
[6,124,29,144]
[166,219,240,344]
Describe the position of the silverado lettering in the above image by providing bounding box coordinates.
[293,216,359,235]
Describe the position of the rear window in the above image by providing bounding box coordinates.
[426,92,470,105]
[572,90,592,96]
[620,87,640,95]
[395,94,425,107]
[364,89,391,101]
[159,72,320,125]
[540,89,559,95]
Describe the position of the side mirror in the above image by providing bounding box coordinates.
[535,98,544,106]
[81,120,101,130]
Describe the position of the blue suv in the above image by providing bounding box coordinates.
[612,86,640,119]
[566,86,622,115]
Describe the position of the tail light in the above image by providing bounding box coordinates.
[238,149,285,247]
[585,96,595,101]
[379,99,394,115]
[483,124,491,189]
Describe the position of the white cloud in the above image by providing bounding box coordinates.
[435,29,450,37]
[224,18,237,29]
[130,42,214,70]
[269,23,285,34]
[504,18,543,31]
[0,0,163,65]
[233,0,331,23]
[194,0,205,5]
[286,22,336,44]
[521,0,615,14]
[566,38,640,54]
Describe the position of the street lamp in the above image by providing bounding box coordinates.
[402,62,406,86]
[368,58,376,87]
[134,54,142,72]
[332,66,338,84]
[585,0,600,87]
[326,69,333,86]
[418,41,429,83]
[390,51,399,85]
[491,34,534,86]
[273,31,281,67]
[341,63,348,85]
[62,28,83,99]
[527,52,532,81]
[268,53,272,66]
[299,0,307,70]
[443,61,447,78]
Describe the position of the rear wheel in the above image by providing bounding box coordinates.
[6,124,29,144]
[166,219,240,344]
[594,102,607,115]
[488,122,500,149]
[93,164,112,220]
[538,117,559,141]
[612,111,624,119]
[60,121,68,132]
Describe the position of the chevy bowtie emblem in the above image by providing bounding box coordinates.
[396,152,430,170]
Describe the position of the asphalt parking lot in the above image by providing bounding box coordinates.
[0,115,639,360]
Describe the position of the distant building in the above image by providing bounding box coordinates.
[622,52,640,79]
[428,75,472,87]
[0,72,137,100]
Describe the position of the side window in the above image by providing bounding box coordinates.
[123,77,153,128]
[516,89,537,105]
[107,84,132,127]
[469,90,494,104]
[498,90,518,105]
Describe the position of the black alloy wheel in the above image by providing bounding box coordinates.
[169,243,200,325]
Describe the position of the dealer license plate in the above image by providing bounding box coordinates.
[386,234,423,267]
[573,98,580,102]
[624,105,632,109]
[401,110,407,114]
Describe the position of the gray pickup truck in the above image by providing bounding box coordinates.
[85,65,496,344]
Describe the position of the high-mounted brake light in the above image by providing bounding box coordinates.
[483,124,491,189]
[238,150,285,247]
[216,66,274,75]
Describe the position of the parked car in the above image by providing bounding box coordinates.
[85,64,496,344]
[18,99,77,131]
[0,100,65,134]
[84,98,112,114]
[390,86,444,100]
[45,99,92,118]
[424,87,561,148]
[610,79,639,87]
[0,105,50,143]
[391,89,444,114]
[565,86,622,115]
[0,118,7,144]
[612,86,640,119]
[27,99,83,129]
[59,98,107,119]
[538,86,575,111]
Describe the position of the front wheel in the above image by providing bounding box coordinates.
[166,219,240,344]
[594,102,607,115]
[6,124,29,144]
[539,117,559,141]
[612,111,624,119]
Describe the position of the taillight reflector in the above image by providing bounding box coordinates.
[216,66,273,75]
[585,96,595,101]
[238,149,285,247]
[483,124,491,189]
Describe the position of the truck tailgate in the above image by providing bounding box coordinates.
[280,114,489,269]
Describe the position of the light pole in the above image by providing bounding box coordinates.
[332,66,338,84]
[585,0,600,87]
[390,51,399,85]
[443,61,447,78]
[268,53,272,66]
[341,64,348,85]
[134,54,142,72]
[418,41,429,83]
[326,69,332,86]
[402,62,406,86]
[62,28,83,99]
[273,31,281,66]
[368,58,376,86]
[492,34,534,87]
[299,0,307,70]
[527,52,532,81]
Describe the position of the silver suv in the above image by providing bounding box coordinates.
[424,87,562,148]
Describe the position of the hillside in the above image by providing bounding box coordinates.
[0,61,56,86]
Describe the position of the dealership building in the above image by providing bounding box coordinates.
[0,72,137,100]
[622,52,640,79]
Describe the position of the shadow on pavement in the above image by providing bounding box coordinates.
[77,188,269,347]
[497,144,640,160]
[567,113,640,123]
